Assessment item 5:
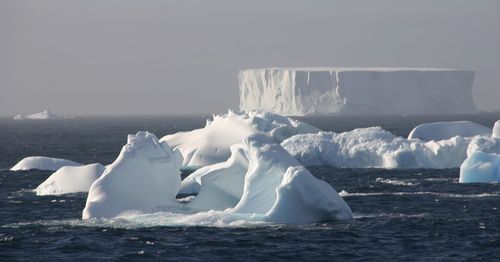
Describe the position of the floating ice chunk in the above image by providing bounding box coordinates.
[10,156,82,171]
[82,131,182,219]
[160,110,319,169]
[408,121,490,141]
[459,151,500,183]
[492,120,500,138]
[281,127,470,169]
[187,134,352,223]
[35,163,106,195]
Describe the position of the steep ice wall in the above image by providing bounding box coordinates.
[239,68,476,116]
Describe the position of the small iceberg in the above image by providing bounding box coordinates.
[10,156,82,171]
[13,109,73,120]
[407,121,491,141]
[36,163,106,195]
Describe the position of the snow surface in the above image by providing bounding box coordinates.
[160,110,319,169]
[10,156,82,171]
[281,127,471,169]
[36,163,106,195]
[408,121,491,141]
[82,131,183,219]
[13,110,70,120]
[239,68,476,116]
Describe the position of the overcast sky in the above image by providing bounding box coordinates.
[1,0,499,116]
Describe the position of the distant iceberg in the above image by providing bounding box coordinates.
[10,156,82,171]
[13,110,73,120]
[408,121,491,141]
[239,67,476,116]
[160,110,319,169]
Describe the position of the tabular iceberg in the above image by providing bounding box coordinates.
[36,163,106,195]
[239,68,476,116]
[160,110,319,169]
[10,156,82,171]
[408,121,491,141]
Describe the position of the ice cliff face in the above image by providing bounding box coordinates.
[239,68,476,116]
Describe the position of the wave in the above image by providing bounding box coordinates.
[339,190,500,198]
[375,178,418,186]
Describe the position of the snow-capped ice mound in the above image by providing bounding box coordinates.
[408,121,491,141]
[187,134,352,223]
[160,110,319,169]
[239,68,476,116]
[10,156,82,171]
[281,127,470,169]
[82,131,182,219]
[459,152,500,183]
[36,163,106,195]
[13,110,69,120]
[492,120,500,138]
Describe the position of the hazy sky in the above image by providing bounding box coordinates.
[1,0,499,116]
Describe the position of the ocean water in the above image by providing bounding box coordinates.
[1,114,499,260]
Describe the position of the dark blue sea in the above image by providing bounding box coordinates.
[1,114,499,261]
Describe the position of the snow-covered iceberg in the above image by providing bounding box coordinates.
[83,131,352,224]
[160,110,319,169]
[36,163,106,195]
[460,152,500,183]
[13,110,71,120]
[239,68,476,116]
[408,121,491,141]
[459,127,500,183]
[83,131,182,219]
[10,156,82,171]
[187,134,352,223]
[281,127,471,169]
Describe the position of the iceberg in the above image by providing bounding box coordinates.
[493,120,500,138]
[83,131,352,224]
[281,127,471,169]
[459,125,500,183]
[36,163,106,195]
[82,131,183,219]
[10,156,82,171]
[187,134,352,223]
[408,121,491,141]
[239,68,476,116]
[459,152,500,183]
[160,110,319,169]
[13,109,71,120]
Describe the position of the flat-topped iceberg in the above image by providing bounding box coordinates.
[160,110,319,169]
[36,163,106,195]
[408,121,491,141]
[83,131,183,219]
[13,110,71,120]
[281,127,471,169]
[10,156,82,171]
[239,67,476,116]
